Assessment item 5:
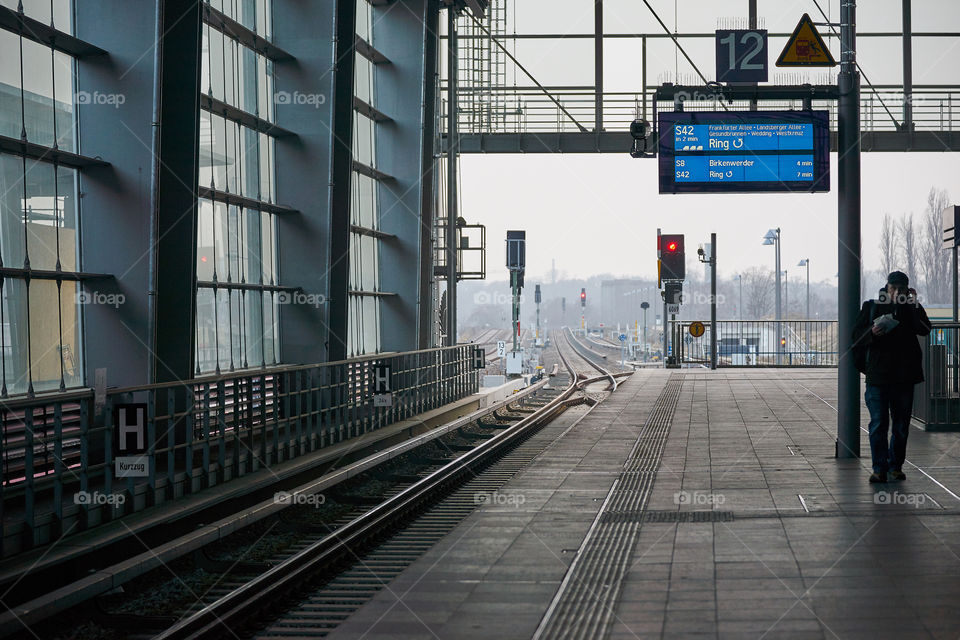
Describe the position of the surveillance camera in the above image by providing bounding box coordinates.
[630,119,650,141]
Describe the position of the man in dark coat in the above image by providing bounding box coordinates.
[852,271,932,483]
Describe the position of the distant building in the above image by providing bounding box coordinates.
[601,279,655,328]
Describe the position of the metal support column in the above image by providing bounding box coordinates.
[662,300,668,365]
[150,0,202,383]
[749,0,758,111]
[327,0,357,361]
[953,246,958,322]
[775,232,781,365]
[419,0,440,348]
[710,232,717,370]
[902,0,913,131]
[837,0,861,459]
[511,271,520,353]
[446,8,459,346]
[594,0,603,132]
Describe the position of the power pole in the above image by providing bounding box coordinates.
[710,233,717,370]
[535,284,542,345]
[837,0,861,459]
[445,7,459,346]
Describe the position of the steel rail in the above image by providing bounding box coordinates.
[154,338,612,639]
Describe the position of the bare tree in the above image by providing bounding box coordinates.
[921,187,951,303]
[897,212,917,282]
[742,266,775,319]
[879,213,897,276]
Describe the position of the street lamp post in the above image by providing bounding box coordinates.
[783,270,789,319]
[736,274,743,321]
[798,258,811,361]
[763,228,781,364]
[798,259,810,319]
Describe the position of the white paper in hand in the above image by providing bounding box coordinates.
[873,313,899,333]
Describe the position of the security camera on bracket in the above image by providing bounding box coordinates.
[629,118,656,158]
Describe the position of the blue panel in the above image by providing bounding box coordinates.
[658,111,830,194]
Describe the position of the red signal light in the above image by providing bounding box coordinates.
[666,241,678,252]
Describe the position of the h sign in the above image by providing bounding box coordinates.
[473,348,485,369]
[114,404,147,455]
[374,364,391,394]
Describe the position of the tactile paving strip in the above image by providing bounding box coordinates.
[533,375,681,640]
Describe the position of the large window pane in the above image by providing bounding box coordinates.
[0,153,26,269]
[24,160,57,270]
[60,280,81,387]
[1,278,28,396]
[197,199,215,281]
[0,29,22,140]
[28,279,63,392]
[53,51,75,151]
[245,289,264,366]
[195,287,217,372]
[57,165,78,271]
[21,38,55,147]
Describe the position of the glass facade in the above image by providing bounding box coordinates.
[0,2,82,395]
[348,0,383,357]
[196,0,280,374]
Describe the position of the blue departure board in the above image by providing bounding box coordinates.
[658,111,830,194]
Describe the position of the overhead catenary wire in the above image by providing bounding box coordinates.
[465,11,588,133]
[641,0,710,86]
[811,0,900,128]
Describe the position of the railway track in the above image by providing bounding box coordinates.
[152,335,627,640]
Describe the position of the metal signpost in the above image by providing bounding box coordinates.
[506,231,525,376]
[945,206,959,321]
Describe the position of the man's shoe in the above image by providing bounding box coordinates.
[889,470,906,481]
[869,472,887,483]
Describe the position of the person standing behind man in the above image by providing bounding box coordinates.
[853,271,932,483]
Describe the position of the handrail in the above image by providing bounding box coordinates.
[0,345,471,402]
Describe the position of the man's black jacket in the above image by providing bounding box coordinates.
[852,297,932,386]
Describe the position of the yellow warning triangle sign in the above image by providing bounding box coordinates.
[776,13,837,67]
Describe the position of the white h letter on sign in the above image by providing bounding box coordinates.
[374,365,391,394]
[118,406,145,452]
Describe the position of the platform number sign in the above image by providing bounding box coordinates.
[373,364,393,407]
[473,348,485,369]
[113,403,150,477]
[716,29,768,83]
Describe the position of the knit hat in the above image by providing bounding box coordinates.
[886,271,909,287]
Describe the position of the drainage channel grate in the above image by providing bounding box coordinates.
[534,375,682,640]
[643,510,734,523]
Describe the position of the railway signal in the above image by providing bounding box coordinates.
[506,231,526,374]
[660,234,685,281]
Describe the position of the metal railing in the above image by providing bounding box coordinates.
[676,320,839,367]
[441,86,960,136]
[0,346,479,557]
[913,322,960,431]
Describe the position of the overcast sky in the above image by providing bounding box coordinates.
[460,153,960,287]
[455,0,960,292]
